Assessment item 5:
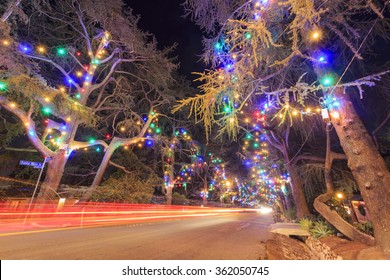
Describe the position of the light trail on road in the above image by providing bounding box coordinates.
[0,202,261,235]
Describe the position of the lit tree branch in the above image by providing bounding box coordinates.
[24,54,81,91]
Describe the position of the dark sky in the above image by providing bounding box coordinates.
[125,0,205,79]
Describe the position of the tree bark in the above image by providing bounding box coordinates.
[331,87,390,252]
[36,151,68,201]
[202,174,208,205]
[285,162,310,218]
[165,157,174,205]
[80,145,115,201]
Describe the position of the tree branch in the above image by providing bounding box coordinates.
[0,96,53,156]
[108,160,135,174]
[89,58,123,92]
[25,54,81,91]
[69,140,109,151]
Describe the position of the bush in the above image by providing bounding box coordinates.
[91,174,158,203]
[299,218,335,238]
[355,221,374,236]
[299,218,313,231]
[171,192,189,205]
[310,221,335,238]
[284,207,297,221]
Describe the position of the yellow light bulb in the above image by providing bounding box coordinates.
[44,97,50,102]
[76,71,83,77]
[311,30,321,41]
[10,102,16,108]
[2,40,10,46]
[37,46,46,53]
[331,111,340,119]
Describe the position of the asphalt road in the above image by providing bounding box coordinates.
[0,212,273,260]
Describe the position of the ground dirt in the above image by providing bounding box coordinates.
[264,233,390,260]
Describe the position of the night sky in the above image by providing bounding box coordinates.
[126,0,205,79]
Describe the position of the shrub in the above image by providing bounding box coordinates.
[355,221,374,236]
[299,218,313,232]
[310,220,335,238]
[91,174,158,203]
[171,192,189,205]
[284,207,297,221]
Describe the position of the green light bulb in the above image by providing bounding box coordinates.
[0,81,7,91]
[42,107,51,115]
[57,47,67,56]
[321,75,334,86]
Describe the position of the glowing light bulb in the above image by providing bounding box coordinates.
[331,111,340,119]
[2,40,10,46]
[19,44,31,53]
[37,46,46,54]
[10,102,16,108]
[0,81,7,91]
[321,75,334,86]
[76,71,83,77]
[44,97,50,102]
[57,47,67,56]
[311,30,321,41]
[42,107,51,115]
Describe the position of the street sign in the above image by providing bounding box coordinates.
[19,160,43,169]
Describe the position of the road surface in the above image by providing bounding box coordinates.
[0,212,273,259]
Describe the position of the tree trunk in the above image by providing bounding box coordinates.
[314,193,375,245]
[165,163,174,205]
[285,162,310,218]
[201,174,208,205]
[331,88,390,252]
[165,183,173,205]
[80,145,115,201]
[313,123,370,243]
[36,151,68,201]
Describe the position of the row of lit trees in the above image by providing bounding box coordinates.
[176,0,390,252]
